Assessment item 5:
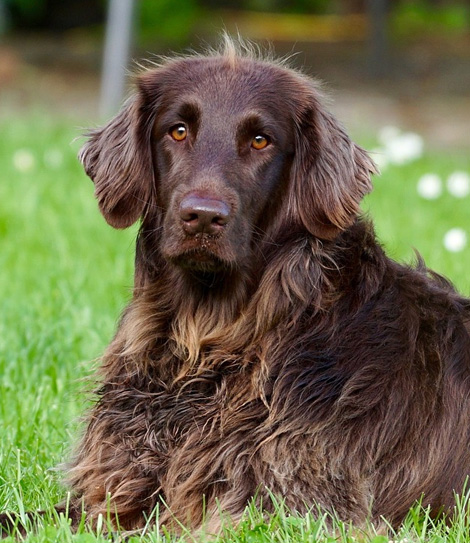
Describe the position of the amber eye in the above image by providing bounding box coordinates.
[251,135,269,150]
[170,124,187,142]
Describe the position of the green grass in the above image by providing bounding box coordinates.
[0,113,469,541]
[364,149,470,296]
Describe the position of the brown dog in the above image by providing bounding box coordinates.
[4,37,470,535]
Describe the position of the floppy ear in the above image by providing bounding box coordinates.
[290,92,377,240]
[79,95,154,229]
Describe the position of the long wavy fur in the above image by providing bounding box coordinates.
[62,36,470,533]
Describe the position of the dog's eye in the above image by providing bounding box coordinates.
[251,135,270,150]
[170,124,188,142]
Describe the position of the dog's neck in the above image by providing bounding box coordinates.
[120,220,384,378]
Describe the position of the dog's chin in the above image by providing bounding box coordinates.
[169,249,231,274]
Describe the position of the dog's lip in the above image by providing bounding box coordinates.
[181,247,218,262]
[169,248,229,273]
[169,247,229,271]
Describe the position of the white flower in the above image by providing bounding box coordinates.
[447,171,470,198]
[443,228,467,252]
[417,173,442,200]
[44,148,64,169]
[376,127,425,166]
[13,149,36,173]
[385,132,424,165]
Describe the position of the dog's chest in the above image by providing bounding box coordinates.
[136,366,334,507]
[144,370,264,450]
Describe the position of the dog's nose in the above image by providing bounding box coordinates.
[179,194,231,235]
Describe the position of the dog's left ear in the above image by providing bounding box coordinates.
[290,92,377,240]
[79,96,154,229]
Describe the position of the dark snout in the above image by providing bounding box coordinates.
[161,188,242,274]
[179,194,231,236]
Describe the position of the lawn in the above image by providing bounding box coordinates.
[0,113,469,542]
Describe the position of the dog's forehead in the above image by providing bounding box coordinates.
[153,56,303,113]
[172,56,287,85]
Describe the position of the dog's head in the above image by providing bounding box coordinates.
[80,39,376,275]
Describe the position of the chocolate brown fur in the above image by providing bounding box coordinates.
[50,39,470,531]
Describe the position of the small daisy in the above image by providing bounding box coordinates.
[417,173,442,200]
[443,228,467,253]
[13,149,36,173]
[385,132,424,165]
[447,171,470,198]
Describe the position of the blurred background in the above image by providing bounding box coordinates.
[0,0,469,149]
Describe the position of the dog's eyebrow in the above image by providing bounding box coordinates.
[176,101,202,125]
[237,112,280,139]
[158,100,202,129]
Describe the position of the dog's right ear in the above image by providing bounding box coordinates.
[79,95,154,229]
[290,85,376,241]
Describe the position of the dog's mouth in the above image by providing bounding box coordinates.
[169,248,229,273]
